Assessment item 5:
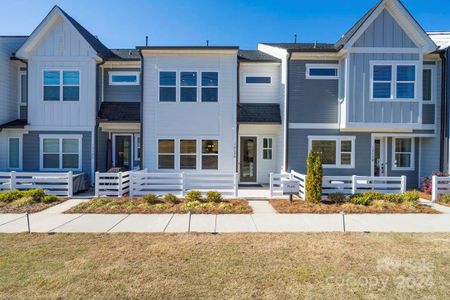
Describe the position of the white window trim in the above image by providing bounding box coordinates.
[19,70,27,106]
[109,71,140,86]
[392,137,415,171]
[158,70,219,103]
[42,69,80,102]
[369,61,420,102]
[305,64,339,80]
[244,74,273,85]
[134,134,141,161]
[262,137,273,160]
[423,65,436,103]
[308,136,356,169]
[39,134,82,171]
[111,133,135,169]
[8,137,22,171]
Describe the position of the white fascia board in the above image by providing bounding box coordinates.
[140,49,238,56]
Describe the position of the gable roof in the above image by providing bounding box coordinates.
[238,50,280,62]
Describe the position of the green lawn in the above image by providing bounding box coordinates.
[1,233,449,299]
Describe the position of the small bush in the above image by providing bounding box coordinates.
[440,194,450,203]
[164,193,178,204]
[143,194,160,204]
[206,191,222,203]
[362,191,384,202]
[181,200,202,210]
[402,191,420,204]
[12,196,34,207]
[305,150,323,204]
[185,190,202,202]
[403,201,419,209]
[384,194,404,204]
[349,194,372,206]
[42,195,58,203]
[0,190,24,202]
[371,200,395,209]
[328,193,347,203]
[23,189,46,202]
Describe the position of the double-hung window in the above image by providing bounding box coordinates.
[159,72,177,102]
[40,135,81,171]
[134,135,141,161]
[180,72,197,102]
[393,138,414,170]
[308,136,355,168]
[202,140,219,169]
[263,138,273,160]
[423,66,435,102]
[8,137,22,170]
[43,70,80,101]
[371,62,417,100]
[201,72,218,102]
[306,64,338,79]
[158,139,175,169]
[109,71,139,85]
[180,140,197,169]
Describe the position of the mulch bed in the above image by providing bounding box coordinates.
[0,200,65,214]
[417,191,450,207]
[66,198,253,214]
[269,199,439,214]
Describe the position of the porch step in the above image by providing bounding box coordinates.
[248,200,277,214]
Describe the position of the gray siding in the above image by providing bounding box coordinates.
[288,60,339,123]
[103,68,141,102]
[22,131,92,180]
[422,104,435,124]
[386,137,419,189]
[354,9,416,48]
[348,53,420,123]
[97,128,109,172]
[20,105,27,120]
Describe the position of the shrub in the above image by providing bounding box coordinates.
[384,194,404,204]
[305,150,323,204]
[440,194,450,203]
[362,191,384,202]
[181,200,202,210]
[349,194,372,206]
[0,190,24,202]
[403,201,419,209]
[371,200,395,209]
[328,193,347,203]
[402,191,420,205]
[206,191,222,203]
[12,196,34,207]
[23,189,46,202]
[143,194,160,204]
[164,193,178,204]
[421,172,449,194]
[42,195,58,203]
[185,190,202,202]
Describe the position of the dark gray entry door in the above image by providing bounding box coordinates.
[240,137,257,182]
[115,135,132,170]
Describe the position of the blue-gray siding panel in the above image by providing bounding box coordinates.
[20,106,27,120]
[22,131,92,180]
[103,68,141,102]
[288,60,339,123]
[422,104,435,125]
[97,128,109,172]
[386,137,419,189]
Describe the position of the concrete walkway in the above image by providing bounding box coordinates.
[1,199,450,233]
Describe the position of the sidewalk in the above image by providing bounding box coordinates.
[1,199,449,233]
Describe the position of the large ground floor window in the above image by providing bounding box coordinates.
[40,135,82,171]
[157,138,219,171]
[308,136,355,168]
[392,137,414,171]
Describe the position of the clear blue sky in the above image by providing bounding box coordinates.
[1,0,449,49]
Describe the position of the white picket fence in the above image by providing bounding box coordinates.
[95,171,131,197]
[431,176,450,202]
[270,171,406,198]
[0,171,73,197]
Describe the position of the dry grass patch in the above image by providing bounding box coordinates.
[0,233,449,299]
[270,200,439,214]
[67,197,252,214]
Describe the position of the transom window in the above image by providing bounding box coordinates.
[371,62,417,100]
[263,138,273,160]
[40,135,81,171]
[159,71,218,102]
[245,76,271,84]
[393,138,414,170]
[308,136,355,168]
[43,70,80,101]
[306,64,338,79]
[109,71,139,86]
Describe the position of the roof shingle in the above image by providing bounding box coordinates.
[98,102,140,122]
[238,103,281,123]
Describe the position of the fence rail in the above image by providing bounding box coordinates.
[432,176,450,202]
[0,171,73,196]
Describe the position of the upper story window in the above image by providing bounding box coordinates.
[43,70,80,101]
[371,62,417,101]
[109,71,140,86]
[19,71,27,105]
[159,71,219,102]
[245,76,272,84]
[308,136,355,169]
[423,66,435,102]
[306,64,338,79]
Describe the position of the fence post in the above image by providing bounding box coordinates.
[233,173,239,197]
[118,172,123,197]
[269,173,274,198]
[67,171,73,197]
[400,176,407,194]
[10,171,16,190]
[94,172,99,197]
[351,175,357,195]
[431,175,437,202]
[129,172,135,198]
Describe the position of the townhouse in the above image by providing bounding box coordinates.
[0,0,448,189]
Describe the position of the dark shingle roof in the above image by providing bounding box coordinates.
[238,50,280,62]
[98,102,140,122]
[262,43,338,52]
[109,49,140,60]
[0,119,28,129]
[238,103,281,124]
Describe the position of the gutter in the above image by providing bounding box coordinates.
[440,49,449,172]
[95,58,106,173]
[139,49,144,170]
[236,58,240,174]
[284,51,292,172]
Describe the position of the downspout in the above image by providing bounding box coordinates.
[236,58,240,174]
[284,51,292,172]
[139,49,144,170]
[95,58,106,174]
[440,49,449,172]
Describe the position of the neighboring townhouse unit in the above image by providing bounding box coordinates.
[259,0,441,188]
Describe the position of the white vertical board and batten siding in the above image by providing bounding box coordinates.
[142,53,237,173]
